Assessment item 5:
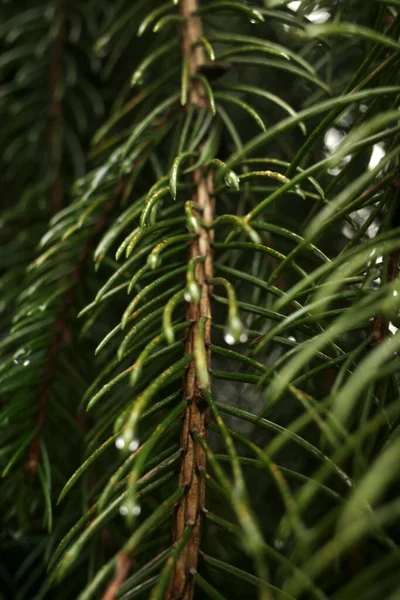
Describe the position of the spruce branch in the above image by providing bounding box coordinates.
[4,2,400,598]
[24,180,124,476]
[168,2,214,598]
[48,0,67,215]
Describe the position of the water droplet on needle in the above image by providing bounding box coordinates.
[115,436,125,450]
[129,439,139,452]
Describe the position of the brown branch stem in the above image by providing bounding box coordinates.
[168,2,214,598]
[48,0,67,216]
[24,183,124,477]
[101,552,132,600]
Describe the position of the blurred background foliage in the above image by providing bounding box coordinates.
[1,0,400,599]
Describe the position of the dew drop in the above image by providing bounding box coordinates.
[132,70,144,86]
[115,436,125,450]
[225,316,248,345]
[394,291,398,297]
[120,502,141,517]
[13,348,31,365]
[147,253,159,270]
[224,170,240,190]
[23,360,30,367]
[129,439,139,452]
[250,8,263,23]
[224,332,235,346]
[250,19,256,24]
[288,335,297,342]
[185,283,200,303]
[187,215,199,232]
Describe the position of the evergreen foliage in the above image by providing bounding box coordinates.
[1,1,400,598]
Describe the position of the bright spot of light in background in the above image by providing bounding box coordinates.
[287,2,330,22]
[368,143,386,170]
[324,127,351,175]
[366,221,379,238]
[342,205,381,241]
[389,322,398,335]
[307,9,330,23]
[324,127,344,153]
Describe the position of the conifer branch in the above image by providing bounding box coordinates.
[4,3,400,598]
[168,2,214,598]
[24,182,123,476]
[48,0,67,215]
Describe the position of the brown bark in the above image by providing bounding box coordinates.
[48,0,67,216]
[168,2,214,598]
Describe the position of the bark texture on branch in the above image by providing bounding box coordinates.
[168,1,214,598]
[48,0,67,216]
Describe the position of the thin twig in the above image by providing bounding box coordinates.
[101,552,132,600]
